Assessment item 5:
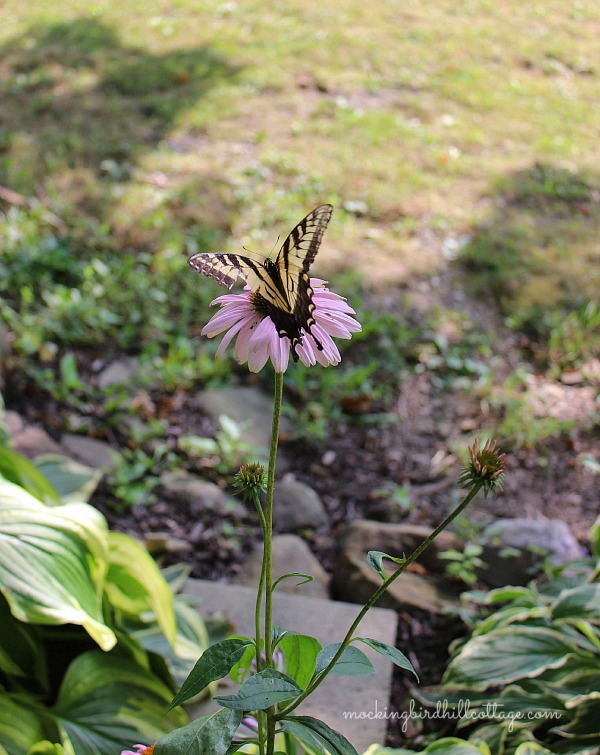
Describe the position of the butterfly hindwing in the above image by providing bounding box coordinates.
[188,204,333,358]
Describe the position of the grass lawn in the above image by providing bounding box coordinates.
[1,0,598,473]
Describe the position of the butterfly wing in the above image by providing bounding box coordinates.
[276,203,332,326]
[188,204,333,357]
[187,251,259,290]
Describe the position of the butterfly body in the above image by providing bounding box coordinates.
[188,204,333,360]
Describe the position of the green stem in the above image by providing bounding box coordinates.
[254,495,267,676]
[262,371,284,755]
[277,481,485,719]
[264,371,283,666]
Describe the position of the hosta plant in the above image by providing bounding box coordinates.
[411,516,600,755]
[0,444,209,754]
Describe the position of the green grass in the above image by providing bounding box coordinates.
[1,0,599,449]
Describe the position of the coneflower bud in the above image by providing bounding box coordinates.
[233,463,268,503]
[458,439,505,497]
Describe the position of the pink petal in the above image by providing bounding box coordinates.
[215,317,251,358]
[270,335,291,373]
[296,338,317,367]
[235,320,258,363]
[202,305,252,337]
[249,317,279,350]
[247,341,270,372]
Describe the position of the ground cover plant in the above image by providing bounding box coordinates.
[1,0,599,751]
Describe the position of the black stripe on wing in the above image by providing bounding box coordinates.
[278,204,333,274]
[188,252,258,289]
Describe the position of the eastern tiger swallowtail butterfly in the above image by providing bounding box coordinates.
[188,204,333,360]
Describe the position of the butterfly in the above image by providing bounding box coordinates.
[188,204,333,361]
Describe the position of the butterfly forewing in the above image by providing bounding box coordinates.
[188,205,333,357]
[277,204,333,275]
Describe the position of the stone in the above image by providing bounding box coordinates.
[479,518,584,588]
[272,479,328,532]
[331,548,457,614]
[3,410,24,437]
[185,578,398,752]
[160,470,244,516]
[144,532,193,554]
[60,433,119,471]
[11,426,62,459]
[197,386,292,454]
[97,357,140,389]
[233,534,330,599]
[337,520,459,575]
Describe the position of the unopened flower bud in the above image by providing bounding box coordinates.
[459,439,505,497]
[233,463,268,503]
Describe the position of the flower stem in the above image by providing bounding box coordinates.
[262,371,283,755]
[277,481,485,719]
[264,371,283,666]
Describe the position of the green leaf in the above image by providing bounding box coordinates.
[315,643,375,677]
[52,649,185,752]
[271,572,314,591]
[354,637,418,680]
[154,708,242,755]
[132,598,210,689]
[279,633,322,689]
[484,586,537,606]
[33,454,102,504]
[497,681,566,716]
[169,637,254,710]
[161,562,192,594]
[279,715,359,755]
[0,445,60,504]
[551,583,600,622]
[229,640,257,685]
[27,743,66,755]
[553,697,600,737]
[214,668,302,711]
[367,551,405,580]
[0,480,114,650]
[0,593,47,686]
[0,692,48,754]
[442,627,579,690]
[513,744,553,755]
[362,747,415,755]
[105,531,176,646]
[590,515,600,557]
[423,738,491,754]
[472,605,548,636]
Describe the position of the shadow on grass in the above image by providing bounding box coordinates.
[458,162,600,341]
[0,17,239,243]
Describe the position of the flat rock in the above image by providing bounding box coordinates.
[185,578,397,752]
[233,534,329,599]
[197,386,292,455]
[97,357,140,389]
[331,548,457,614]
[479,518,584,588]
[3,410,24,437]
[60,434,119,471]
[338,520,459,575]
[160,470,244,517]
[273,479,328,532]
[11,426,62,459]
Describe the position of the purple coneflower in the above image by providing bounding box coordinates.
[120,746,153,755]
[201,279,361,373]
